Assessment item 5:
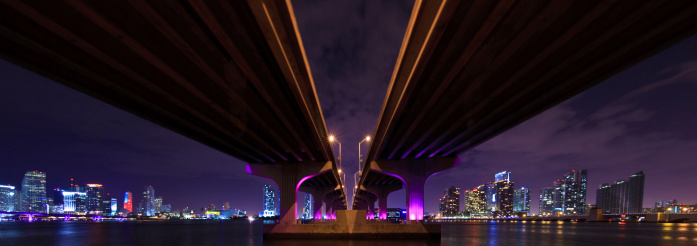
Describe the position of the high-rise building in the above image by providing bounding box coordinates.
[596,171,644,214]
[544,169,587,215]
[0,185,16,212]
[53,188,64,207]
[485,182,496,212]
[124,191,132,213]
[143,186,155,216]
[263,185,276,217]
[441,186,460,217]
[62,189,87,214]
[110,198,118,216]
[513,187,530,213]
[302,193,312,219]
[102,200,112,215]
[21,171,47,213]
[539,187,555,215]
[464,187,487,215]
[86,184,104,214]
[162,204,171,213]
[495,171,510,182]
[494,179,514,217]
[155,197,163,213]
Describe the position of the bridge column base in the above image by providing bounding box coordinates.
[246,161,333,224]
[362,184,402,220]
[371,157,460,221]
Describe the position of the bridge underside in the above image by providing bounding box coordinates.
[357,0,697,221]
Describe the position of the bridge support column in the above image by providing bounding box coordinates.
[371,157,460,221]
[367,196,376,219]
[301,185,337,220]
[362,184,403,220]
[323,191,342,220]
[246,161,333,224]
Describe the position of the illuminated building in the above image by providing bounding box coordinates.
[102,200,112,215]
[513,187,530,213]
[124,191,132,213]
[539,187,555,215]
[441,186,460,217]
[62,190,87,214]
[143,186,155,216]
[110,198,117,216]
[86,184,104,214]
[53,188,64,207]
[262,185,276,217]
[485,182,496,212]
[302,193,312,219]
[495,171,510,182]
[0,185,16,212]
[155,197,163,213]
[494,179,514,217]
[596,171,644,214]
[162,204,171,213]
[464,187,486,215]
[543,169,588,215]
[21,171,47,213]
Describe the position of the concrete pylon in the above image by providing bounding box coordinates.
[323,190,342,220]
[371,157,460,221]
[246,161,333,224]
[300,185,339,220]
[362,184,402,220]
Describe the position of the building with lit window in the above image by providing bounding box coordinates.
[596,171,644,214]
[143,186,155,216]
[110,198,118,216]
[62,190,87,214]
[494,178,514,217]
[464,187,486,215]
[0,185,16,212]
[155,197,163,213]
[440,186,460,217]
[262,185,276,217]
[513,187,530,214]
[124,191,132,213]
[539,187,555,215]
[21,171,47,213]
[541,169,587,215]
[302,193,312,219]
[86,184,104,214]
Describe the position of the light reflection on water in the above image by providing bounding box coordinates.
[0,221,695,245]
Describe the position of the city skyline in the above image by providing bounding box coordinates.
[1,0,696,215]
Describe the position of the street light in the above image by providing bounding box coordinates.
[358,136,370,175]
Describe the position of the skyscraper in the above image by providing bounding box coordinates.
[124,191,132,213]
[21,171,47,213]
[0,185,16,212]
[494,179,514,217]
[263,185,276,217]
[513,187,530,213]
[143,186,155,216]
[62,189,87,214]
[464,187,486,215]
[302,193,312,219]
[155,197,163,213]
[86,184,104,214]
[545,169,587,215]
[441,186,460,217]
[596,171,645,214]
[539,187,555,215]
[110,198,118,216]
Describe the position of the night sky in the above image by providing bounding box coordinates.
[1,1,696,215]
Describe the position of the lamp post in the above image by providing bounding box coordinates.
[358,136,370,176]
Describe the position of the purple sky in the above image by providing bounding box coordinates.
[1,1,696,215]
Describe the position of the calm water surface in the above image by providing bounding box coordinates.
[1,220,696,246]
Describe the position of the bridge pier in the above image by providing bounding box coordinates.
[300,185,338,220]
[371,157,460,221]
[363,184,402,220]
[246,161,333,224]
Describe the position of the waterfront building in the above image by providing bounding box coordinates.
[162,204,171,213]
[142,186,155,216]
[262,185,276,217]
[544,169,588,215]
[302,193,312,219]
[441,186,460,217]
[485,182,496,212]
[0,185,16,212]
[539,187,555,215]
[513,187,530,213]
[596,171,645,214]
[494,179,514,217]
[86,184,104,214]
[21,171,47,213]
[124,191,133,213]
[110,198,117,216]
[53,188,64,207]
[62,190,87,214]
[102,200,112,215]
[155,196,163,213]
[464,187,487,215]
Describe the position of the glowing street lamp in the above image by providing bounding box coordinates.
[358,136,371,175]
[329,135,342,183]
